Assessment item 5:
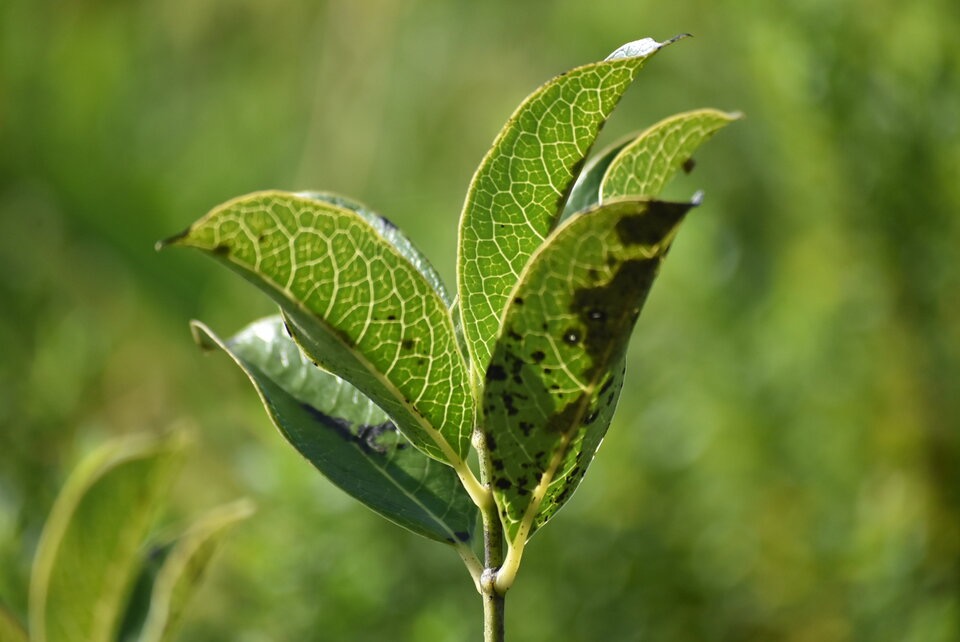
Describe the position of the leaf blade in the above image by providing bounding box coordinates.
[28,434,185,642]
[481,198,696,546]
[601,108,742,201]
[458,37,675,375]
[163,191,473,466]
[139,500,255,642]
[192,317,479,544]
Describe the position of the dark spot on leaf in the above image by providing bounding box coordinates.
[495,478,512,490]
[211,244,230,256]
[531,350,546,363]
[599,377,614,396]
[588,268,600,282]
[485,432,497,452]
[682,157,696,173]
[387,314,396,321]
[503,394,519,416]
[517,486,529,496]
[514,297,524,305]
[401,338,415,350]
[492,458,505,471]
[543,393,588,435]
[508,329,522,341]
[583,408,600,425]
[455,530,471,542]
[298,403,397,455]
[615,201,692,246]
[486,364,507,381]
[563,328,581,345]
[519,421,534,437]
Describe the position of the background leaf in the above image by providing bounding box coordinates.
[138,500,255,642]
[162,191,474,467]
[481,199,695,545]
[601,109,742,201]
[192,317,479,545]
[28,434,185,642]
[458,37,673,376]
[0,604,27,642]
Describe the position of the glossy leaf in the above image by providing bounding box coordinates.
[29,433,185,642]
[458,37,681,376]
[481,198,696,545]
[161,191,473,468]
[601,108,742,201]
[192,316,479,544]
[139,500,255,642]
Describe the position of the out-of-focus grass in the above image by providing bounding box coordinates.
[1,1,957,640]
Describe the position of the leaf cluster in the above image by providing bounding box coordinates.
[159,36,738,594]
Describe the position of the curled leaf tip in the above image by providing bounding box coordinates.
[668,33,694,44]
[189,320,219,353]
[605,37,663,60]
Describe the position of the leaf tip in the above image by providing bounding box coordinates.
[692,190,705,207]
[155,227,190,252]
[189,320,220,353]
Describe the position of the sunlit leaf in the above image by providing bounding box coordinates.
[139,500,254,642]
[481,198,696,545]
[192,317,479,544]
[28,433,186,642]
[160,191,473,468]
[601,108,742,201]
[458,36,681,376]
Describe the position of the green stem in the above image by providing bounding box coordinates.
[476,429,507,642]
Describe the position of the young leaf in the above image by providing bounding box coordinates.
[601,109,742,201]
[481,198,696,550]
[29,433,186,642]
[160,191,474,470]
[138,500,255,642]
[192,317,480,544]
[458,36,680,375]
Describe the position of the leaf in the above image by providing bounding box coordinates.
[0,604,28,642]
[457,36,679,376]
[481,198,696,546]
[138,500,255,642]
[192,316,479,544]
[297,191,453,306]
[600,108,742,201]
[28,433,186,642]
[160,191,473,469]
[561,133,636,218]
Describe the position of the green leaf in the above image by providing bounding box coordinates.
[161,191,474,469]
[139,500,254,642]
[600,108,742,201]
[192,316,479,544]
[28,433,186,642]
[458,36,680,376]
[561,133,636,218]
[481,198,696,546]
[297,191,453,307]
[0,604,28,642]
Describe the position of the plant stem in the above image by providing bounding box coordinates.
[477,429,507,642]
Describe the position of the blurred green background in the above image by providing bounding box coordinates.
[1,0,958,640]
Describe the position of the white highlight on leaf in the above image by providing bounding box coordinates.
[605,37,662,61]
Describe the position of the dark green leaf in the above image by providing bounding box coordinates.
[561,134,636,218]
[192,317,479,544]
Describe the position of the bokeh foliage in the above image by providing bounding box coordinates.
[1,1,957,640]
